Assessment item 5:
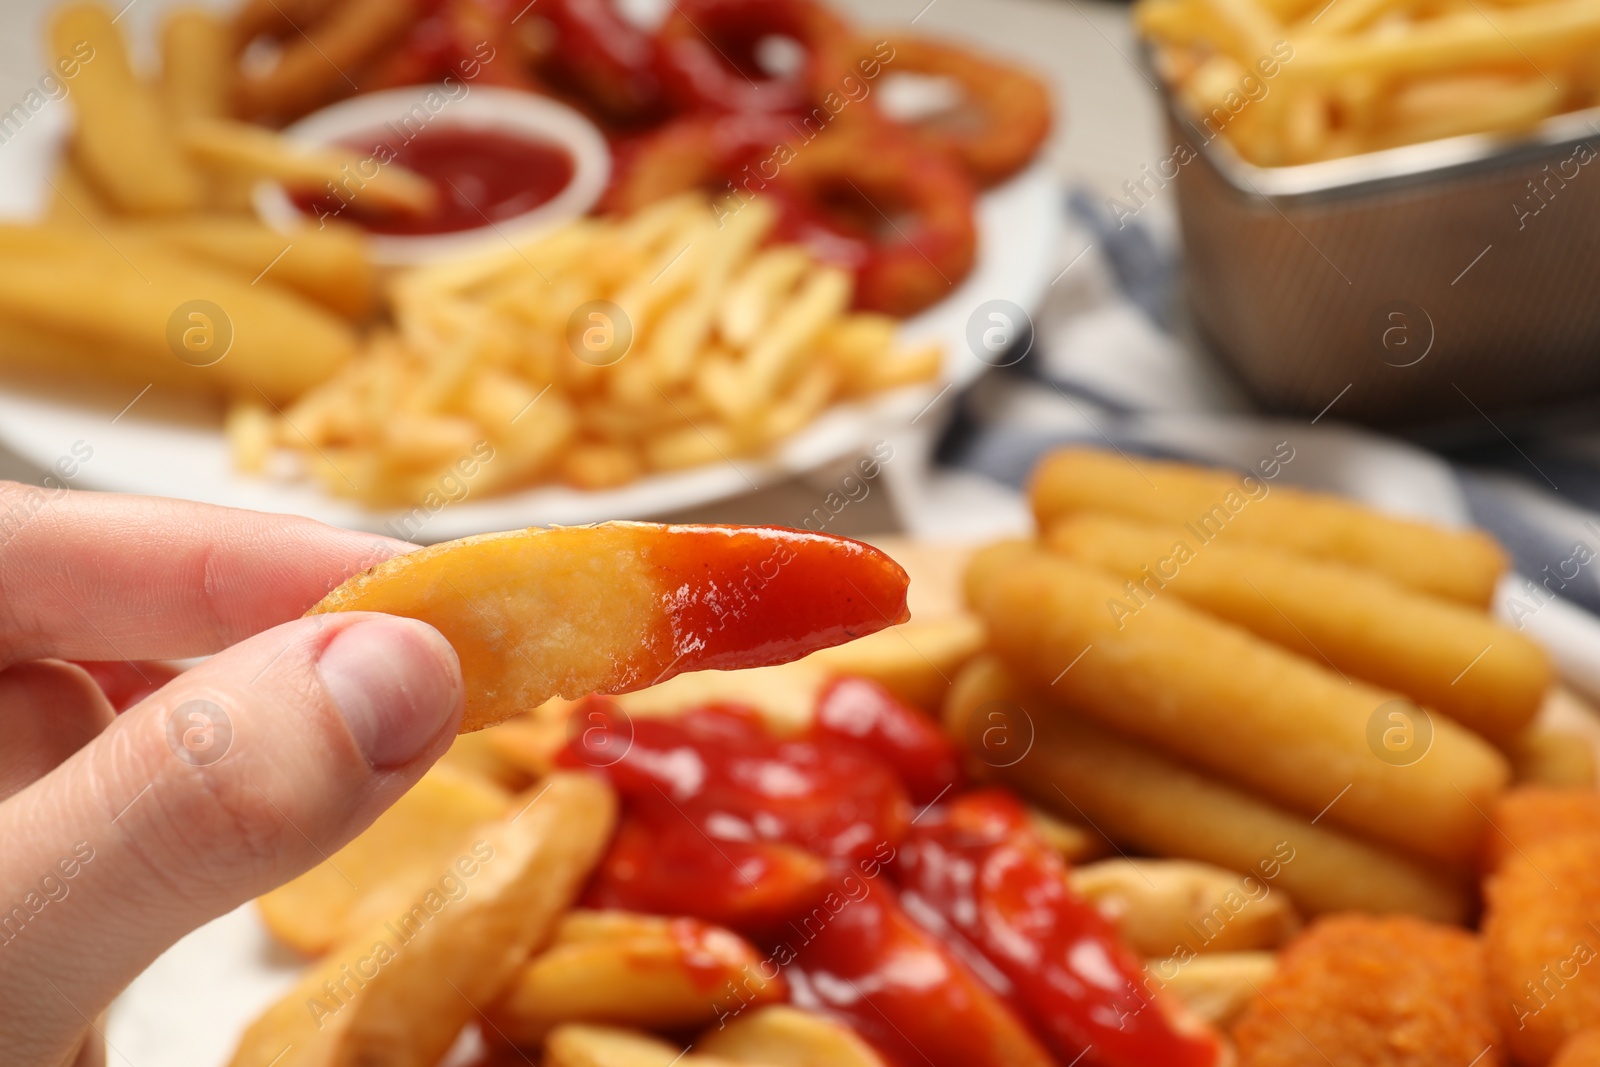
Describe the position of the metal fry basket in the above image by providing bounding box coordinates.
[1165,96,1600,426]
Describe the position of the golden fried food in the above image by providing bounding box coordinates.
[869,36,1052,186]
[308,523,910,732]
[488,911,783,1044]
[160,7,233,123]
[965,542,1508,864]
[1029,448,1508,607]
[1233,915,1503,1067]
[698,1006,890,1066]
[265,196,939,504]
[1510,727,1600,790]
[1484,836,1600,1064]
[1047,514,1551,744]
[1553,1031,1600,1067]
[946,655,1469,922]
[256,764,509,955]
[50,3,203,214]
[1070,858,1301,957]
[1148,952,1277,1027]
[0,231,357,401]
[1483,786,1600,872]
[544,1025,736,1067]
[234,0,421,124]
[229,773,616,1067]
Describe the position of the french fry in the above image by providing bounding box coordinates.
[235,0,420,123]
[118,217,377,319]
[718,246,813,348]
[1070,858,1302,957]
[488,911,783,1044]
[946,655,1471,921]
[1045,514,1552,744]
[49,3,202,214]
[966,543,1509,864]
[230,773,616,1067]
[0,237,357,402]
[255,765,508,956]
[160,8,232,123]
[177,118,437,216]
[698,1005,890,1066]
[545,1026,739,1067]
[740,266,854,416]
[1381,72,1563,146]
[225,401,275,475]
[308,523,909,732]
[1028,448,1508,606]
[1146,952,1278,1026]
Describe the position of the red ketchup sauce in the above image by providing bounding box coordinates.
[638,526,910,675]
[556,683,1219,1067]
[898,790,1220,1067]
[290,125,575,236]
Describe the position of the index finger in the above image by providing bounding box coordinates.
[0,483,408,666]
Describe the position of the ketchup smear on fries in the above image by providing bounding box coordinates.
[558,678,1219,1067]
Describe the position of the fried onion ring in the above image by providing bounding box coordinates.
[655,0,855,115]
[765,122,977,316]
[525,0,670,124]
[869,35,1052,186]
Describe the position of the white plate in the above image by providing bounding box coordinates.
[0,162,1060,538]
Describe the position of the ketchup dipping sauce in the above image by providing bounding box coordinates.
[292,123,575,236]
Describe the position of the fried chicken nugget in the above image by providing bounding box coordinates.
[1484,787,1600,873]
[1485,837,1600,1066]
[1554,1031,1600,1067]
[1233,915,1502,1067]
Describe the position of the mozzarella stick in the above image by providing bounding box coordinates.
[965,544,1509,863]
[1046,515,1552,744]
[50,3,203,214]
[946,656,1469,921]
[1027,447,1508,606]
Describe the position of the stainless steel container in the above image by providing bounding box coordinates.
[1165,97,1600,425]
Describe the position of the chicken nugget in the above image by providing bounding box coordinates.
[1485,787,1600,873]
[1553,1031,1600,1067]
[1484,837,1600,1065]
[1233,915,1502,1067]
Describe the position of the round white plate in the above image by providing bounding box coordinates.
[0,161,1060,538]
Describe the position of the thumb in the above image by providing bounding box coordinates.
[0,613,463,1065]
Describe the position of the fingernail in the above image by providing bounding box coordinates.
[317,617,463,768]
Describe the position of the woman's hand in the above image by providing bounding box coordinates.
[0,484,465,1066]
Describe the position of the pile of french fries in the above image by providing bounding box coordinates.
[249,195,940,505]
[1136,0,1600,164]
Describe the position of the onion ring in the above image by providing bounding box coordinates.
[525,0,670,125]
[765,122,977,316]
[868,35,1052,186]
[655,0,855,116]
[603,112,798,214]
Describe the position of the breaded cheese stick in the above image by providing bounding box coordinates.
[1027,447,1508,606]
[946,655,1469,922]
[964,544,1508,864]
[1046,514,1551,744]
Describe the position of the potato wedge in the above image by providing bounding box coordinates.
[229,773,615,1067]
[308,523,910,732]
[1146,952,1278,1026]
[489,910,783,1045]
[257,764,509,955]
[1070,858,1301,957]
[545,1026,739,1067]
[698,1005,890,1066]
